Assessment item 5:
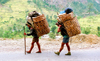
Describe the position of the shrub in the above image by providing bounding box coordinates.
[49,32,56,39]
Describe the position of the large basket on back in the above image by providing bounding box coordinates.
[57,13,81,37]
[57,12,74,23]
[63,17,81,37]
[32,14,50,37]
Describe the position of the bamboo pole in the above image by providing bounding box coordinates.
[24,26,26,55]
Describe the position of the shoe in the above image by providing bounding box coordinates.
[54,52,60,55]
[65,52,71,55]
[27,51,31,54]
[36,51,41,53]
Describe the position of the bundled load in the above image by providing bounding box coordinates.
[26,11,50,37]
[57,12,81,37]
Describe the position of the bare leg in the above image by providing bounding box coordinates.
[54,42,65,55]
[27,41,35,53]
[66,43,70,52]
[35,37,41,53]
[65,43,71,55]
[36,41,41,53]
[59,42,65,52]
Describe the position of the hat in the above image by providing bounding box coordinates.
[60,11,65,14]
[60,8,73,14]
[65,7,73,14]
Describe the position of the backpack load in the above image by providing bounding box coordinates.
[57,12,74,23]
[26,11,50,37]
[63,16,81,37]
[57,13,81,37]
[32,14,50,37]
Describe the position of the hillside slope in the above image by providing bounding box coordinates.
[0,0,100,38]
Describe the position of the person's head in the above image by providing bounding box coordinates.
[65,7,73,14]
[60,7,73,14]
[28,11,40,17]
[32,11,40,17]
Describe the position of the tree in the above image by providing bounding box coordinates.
[49,32,56,39]
[51,26,57,33]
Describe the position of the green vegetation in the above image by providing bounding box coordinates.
[79,15,100,36]
[49,32,56,39]
[71,1,100,17]
[0,0,10,4]
[0,0,100,39]
[0,0,57,38]
[49,25,57,39]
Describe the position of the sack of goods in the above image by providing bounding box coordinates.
[26,11,50,37]
[57,12,81,37]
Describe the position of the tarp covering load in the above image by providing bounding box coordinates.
[26,11,50,37]
[57,12,81,37]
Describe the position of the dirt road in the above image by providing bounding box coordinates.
[0,36,100,61]
[0,48,100,61]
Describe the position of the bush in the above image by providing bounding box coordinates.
[97,31,100,37]
[51,26,57,33]
[49,32,56,39]
[84,27,91,34]
[81,27,91,34]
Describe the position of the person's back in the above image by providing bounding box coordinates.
[59,23,68,36]
[27,27,38,37]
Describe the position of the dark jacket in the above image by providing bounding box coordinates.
[60,24,68,36]
[27,28,38,37]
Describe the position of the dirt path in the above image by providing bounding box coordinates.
[0,37,100,61]
[0,48,100,61]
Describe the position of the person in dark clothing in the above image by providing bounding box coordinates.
[54,8,73,55]
[54,22,71,55]
[24,11,41,53]
[24,24,41,53]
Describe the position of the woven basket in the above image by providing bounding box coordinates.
[32,14,50,37]
[57,12,74,23]
[63,16,81,37]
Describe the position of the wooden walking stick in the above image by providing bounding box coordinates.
[24,26,26,55]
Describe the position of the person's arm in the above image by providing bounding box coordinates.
[24,28,33,36]
[27,28,33,36]
[57,25,62,32]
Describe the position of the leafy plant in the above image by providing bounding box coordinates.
[49,32,56,39]
[51,26,57,33]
